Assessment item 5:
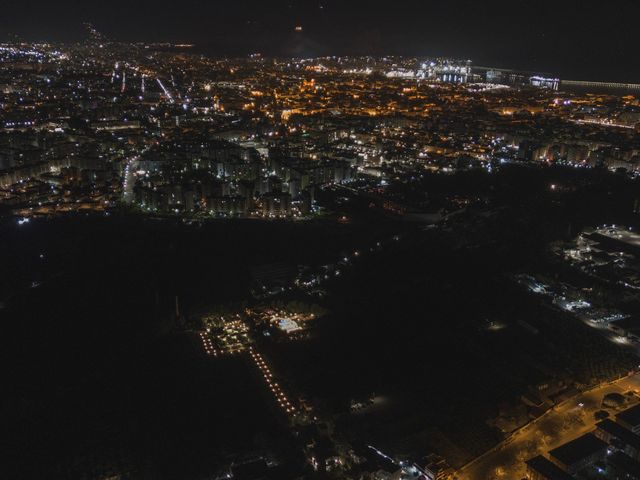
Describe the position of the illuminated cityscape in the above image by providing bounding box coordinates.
[4,3,640,480]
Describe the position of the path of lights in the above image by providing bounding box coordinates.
[249,347,297,416]
[198,331,220,357]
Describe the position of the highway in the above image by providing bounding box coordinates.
[122,155,139,203]
[456,373,640,480]
[122,145,153,203]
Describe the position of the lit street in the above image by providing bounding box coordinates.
[457,374,640,480]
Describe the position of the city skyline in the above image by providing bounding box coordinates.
[2,1,640,82]
[4,4,640,480]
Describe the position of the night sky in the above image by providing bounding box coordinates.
[2,0,639,82]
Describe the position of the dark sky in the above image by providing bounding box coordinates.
[2,0,639,82]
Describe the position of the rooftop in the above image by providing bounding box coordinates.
[596,419,640,450]
[608,451,640,479]
[548,433,608,467]
[617,404,640,428]
[525,455,574,480]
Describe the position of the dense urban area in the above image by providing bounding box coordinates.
[4,32,640,480]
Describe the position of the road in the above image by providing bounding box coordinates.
[122,154,140,203]
[456,373,640,480]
